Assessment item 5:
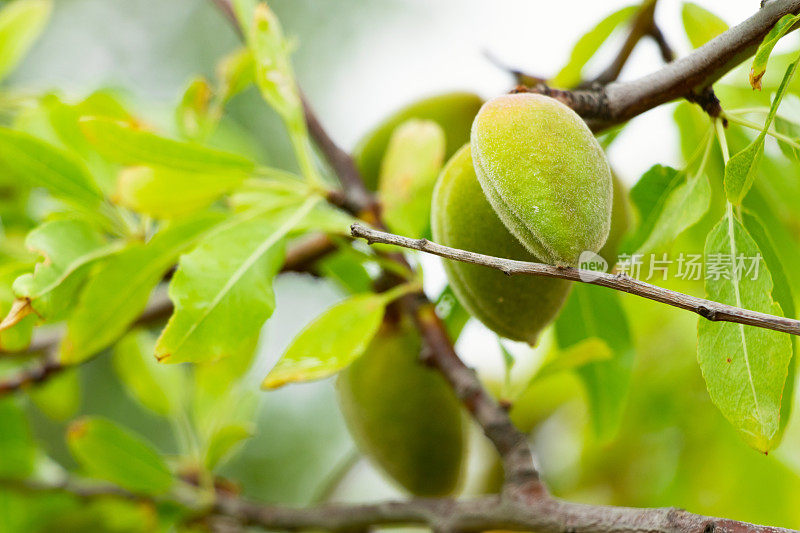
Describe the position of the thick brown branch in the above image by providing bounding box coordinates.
[351,224,800,337]
[522,0,800,129]
[6,477,797,533]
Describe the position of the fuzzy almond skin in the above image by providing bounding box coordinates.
[354,92,483,190]
[431,145,571,345]
[336,320,465,497]
[471,93,612,266]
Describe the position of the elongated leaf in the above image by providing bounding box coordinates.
[379,119,445,239]
[115,166,245,218]
[775,116,800,160]
[217,47,255,102]
[681,2,728,49]
[67,417,173,494]
[551,5,637,88]
[727,54,800,204]
[554,284,634,440]
[0,0,52,83]
[535,338,612,380]
[10,219,121,321]
[622,164,681,252]
[205,423,253,470]
[742,210,797,442]
[750,14,800,90]
[61,214,222,363]
[0,263,35,352]
[318,249,373,295]
[237,0,301,123]
[0,398,35,478]
[155,201,318,364]
[79,117,255,175]
[698,211,793,452]
[176,77,214,141]
[0,127,103,210]
[435,284,470,342]
[28,369,80,421]
[113,330,185,416]
[637,164,711,254]
[263,293,388,389]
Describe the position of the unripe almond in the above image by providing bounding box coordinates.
[471,93,612,266]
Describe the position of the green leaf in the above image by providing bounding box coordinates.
[681,2,728,49]
[535,337,613,380]
[176,77,215,141]
[555,284,634,440]
[551,5,638,88]
[775,116,800,160]
[317,249,373,295]
[67,417,173,494]
[28,369,80,421]
[0,127,104,210]
[236,0,301,123]
[61,214,222,364]
[435,284,470,342]
[636,152,712,254]
[10,219,122,321]
[697,210,793,452]
[741,210,797,442]
[217,47,255,102]
[155,201,318,365]
[263,293,388,389]
[79,117,255,175]
[112,330,185,417]
[0,0,52,83]
[727,54,800,204]
[750,13,800,90]
[0,262,38,352]
[115,166,245,219]
[0,398,35,478]
[378,119,445,239]
[623,164,681,252]
[204,423,253,470]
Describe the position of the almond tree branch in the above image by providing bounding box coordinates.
[5,477,796,533]
[518,0,800,129]
[350,224,800,337]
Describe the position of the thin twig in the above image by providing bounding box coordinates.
[351,224,800,337]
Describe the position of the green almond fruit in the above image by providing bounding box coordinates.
[432,145,572,345]
[354,92,483,190]
[471,93,613,266]
[337,319,465,496]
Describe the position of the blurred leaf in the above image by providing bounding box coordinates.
[237,0,301,124]
[115,166,245,219]
[435,284,470,342]
[378,119,445,239]
[0,0,52,83]
[28,368,80,421]
[555,285,634,440]
[113,329,185,417]
[0,262,36,352]
[623,164,681,252]
[741,209,797,441]
[79,117,255,175]
[293,203,357,236]
[681,2,728,49]
[263,293,387,389]
[205,423,253,470]
[775,116,800,160]
[697,210,792,452]
[535,337,613,380]
[67,416,173,494]
[0,398,35,478]
[727,54,800,204]
[176,77,215,141]
[551,4,637,88]
[155,201,318,365]
[750,13,800,90]
[217,47,255,102]
[317,249,372,295]
[636,143,712,254]
[9,219,121,322]
[61,213,222,364]
[0,127,104,212]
